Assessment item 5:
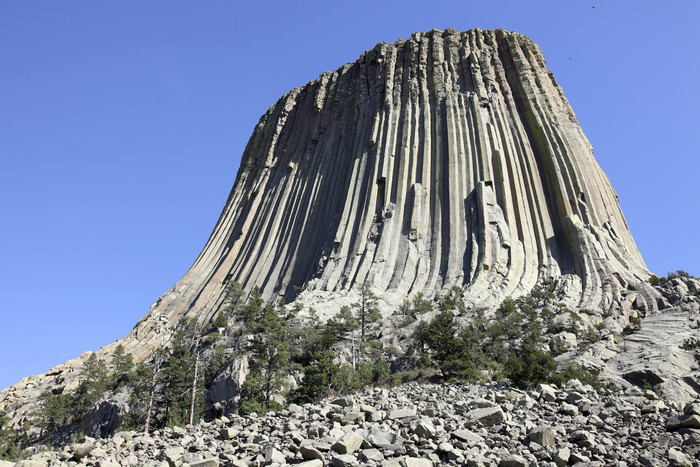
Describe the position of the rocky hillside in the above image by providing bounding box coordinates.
[9,380,700,467]
[1,27,699,463]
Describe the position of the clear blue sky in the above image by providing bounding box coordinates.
[1,0,698,391]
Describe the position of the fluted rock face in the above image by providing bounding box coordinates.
[0,27,662,422]
[131,28,653,343]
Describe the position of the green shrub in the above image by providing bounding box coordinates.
[681,338,700,363]
[0,415,24,461]
[381,370,423,387]
[582,326,601,344]
[211,312,228,329]
[417,352,432,369]
[648,275,666,286]
[415,310,478,380]
[549,363,614,390]
[504,344,556,386]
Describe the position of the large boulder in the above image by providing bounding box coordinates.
[206,355,248,411]
[79,391,130,439]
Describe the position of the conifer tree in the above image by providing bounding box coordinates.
[238,301,291,415]
[160,318,205,427]
[354,282,381,342]
[110,343,134,389]
[0,415,23,461]
[74,352,108,419]
[415,309,478,381]
[35,390,73,436]
[223,280,244,319]
[326,305,359,342]
[142,348,166,434]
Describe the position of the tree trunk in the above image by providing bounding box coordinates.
[351,335,357,370]
[144,364,158,434]
[188,353,199,425]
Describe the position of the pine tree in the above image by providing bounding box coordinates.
[160,319,205,427]
[326,306,359,342]
[0,415,24,461]
[238,286,264,327]
[121,361,155,431]
[34,390,73,437]
[291,349,338,403]
[238,302,291,415]
[211,311,228,330]
[223,281,244,319]
[354,282,381,342]
[73,352,108,419]
[142,349,166,434]
[110,343,134,389]
[415,309,478,381]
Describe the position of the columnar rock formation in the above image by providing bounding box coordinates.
[0,29,663,413]
[127,28,654,352]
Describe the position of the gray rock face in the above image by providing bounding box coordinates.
[207,356,249,409]
[527,425,555,446]
[111,27,656,366]
[79,392,130,440]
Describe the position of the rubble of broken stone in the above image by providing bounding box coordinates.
[9,380,699,467]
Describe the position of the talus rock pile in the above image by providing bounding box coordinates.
[13,381,700,466]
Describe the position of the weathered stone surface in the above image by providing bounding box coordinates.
[72,441,96,460]
[358,448,384,462]
[402,459,434,467]
[413,419,436,439]
[666,414,700,431]
[189,459,220,467]
[499,454,528,467]
[389,407,417,420]
[366,427,397,447]
[331,431,364,454]
[264,445,286,465]
[465,406,505,427]
[684,402,700,416]
[667,447,692,467]
[208,356,249,408]
[527,425,555,446]
[331,453,359,467]
[299,445,325,461]
[452,429,484,444]
[160,446,184,467]
[554,446,570,467]
[296,461,323,467]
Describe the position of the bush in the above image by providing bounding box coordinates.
[211,312,228,329]
[549,363,613,390]
[380,370,431,387]
[415,310,478,380]
[504,344,556,386]
[0,415,24,461]
[681,338,700,363]
[648,275,666,286]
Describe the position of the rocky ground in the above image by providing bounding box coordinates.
[7,379,700,467]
